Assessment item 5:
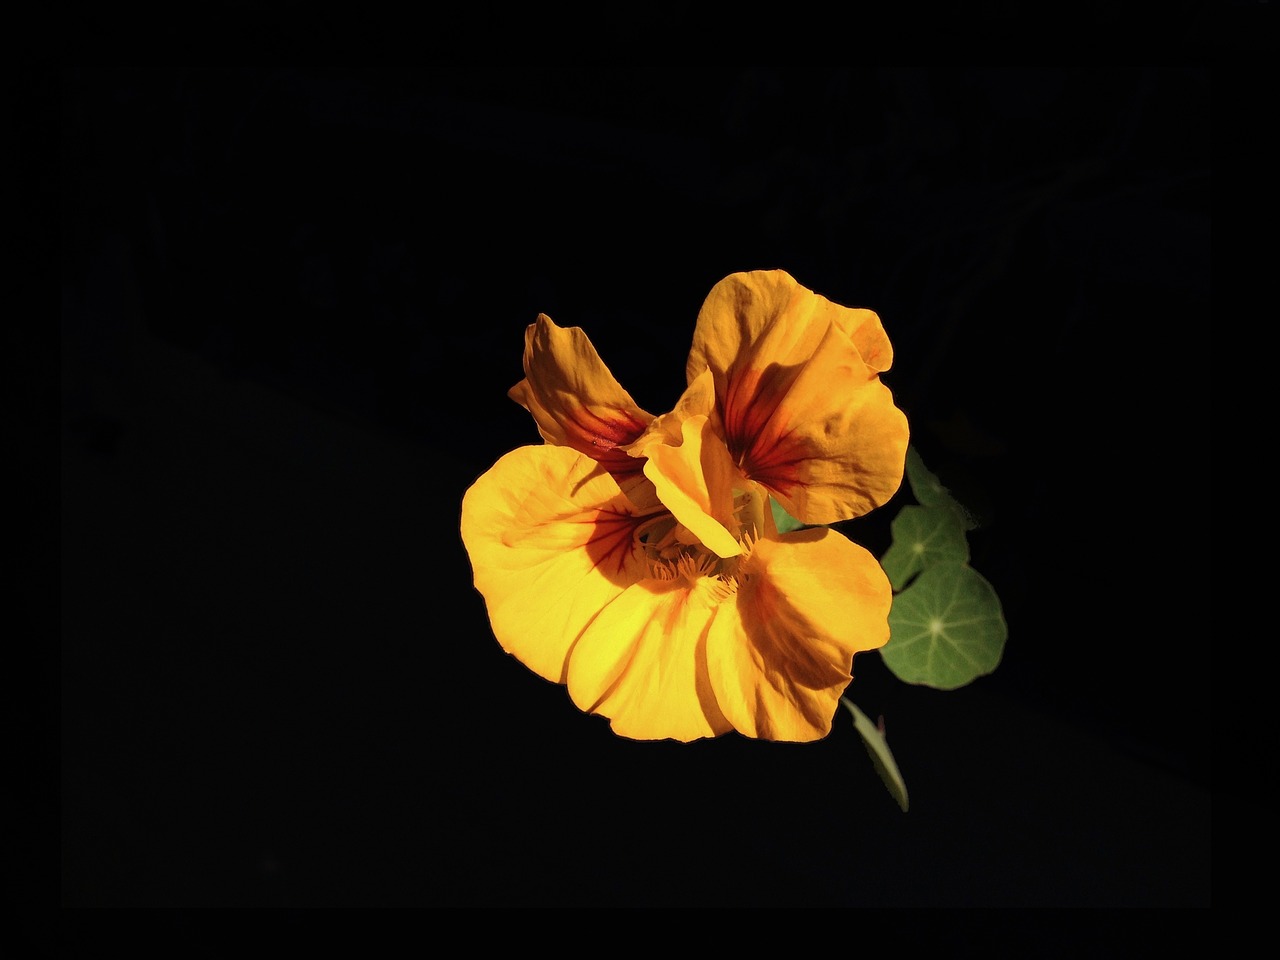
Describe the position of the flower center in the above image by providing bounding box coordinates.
[635,485,763,585]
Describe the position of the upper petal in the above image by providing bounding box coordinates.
[833,303,893,373]
[460,444,655,684]
[687,270,831,386]
[641,415,743,559]
[706,526,892,742]
[622,369,747,559]
[508,313,654,478]
[733,322,909,524]
[685,270,908,524]
[622,367,717,456]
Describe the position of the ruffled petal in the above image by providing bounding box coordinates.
[460,444,654,684]
[685,270,908,524]
[622,370,745,558]
[737,323,909,523]
[567,563,734,742]
[641,415,743,559]
[623,368,716,456]
[833,305,894,374]
[686,270,833,386]
[706,526,892,742]
[508,313,653,478]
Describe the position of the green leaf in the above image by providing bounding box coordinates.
[770,497,806,534]
[881,562,1007,690]
[842,698,909,812]
[904,445,977,531]
[879,504,971,591]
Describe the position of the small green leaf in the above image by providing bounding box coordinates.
[770,497,806,534]
[881,562,1007,690]
[879,504,971,591]
[905,445,977,531]
[842,698,909,812]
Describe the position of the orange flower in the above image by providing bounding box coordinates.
[460,270,909,741]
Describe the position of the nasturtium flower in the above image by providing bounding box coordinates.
[460,270,910,742]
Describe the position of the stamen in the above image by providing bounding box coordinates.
[644,549,739,605]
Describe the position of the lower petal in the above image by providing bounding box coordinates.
[706,527,892,741]
[567,567,734,742]
[460,445,652,684]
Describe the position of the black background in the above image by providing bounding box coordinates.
[60,67,1213,908]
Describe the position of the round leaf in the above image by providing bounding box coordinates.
[881,562,1007,690]
[905,445,977,531]
[879,504,971,591]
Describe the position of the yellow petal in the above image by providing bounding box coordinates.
[833,305,894,373]
[622,368,716,457]
[706,527,892,742]
[567,564,733,742]
[508,313,653,478]
[624,370,745,557]
[460,444,654,684]
[686,270,908,524]
[686,270,833,385]
[741,323,909,523]
[641,415,743,559]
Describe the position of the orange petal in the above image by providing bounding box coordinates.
[641,415,743,559]
[686,270,834,385]
[567,563,733,742]
[460,444,654,684]
[833,305,894,374]
[508,313,653,478]
[736,323,909,523]
[706,527,892,741]
[622,368,716,457]
[686,270,908,524]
